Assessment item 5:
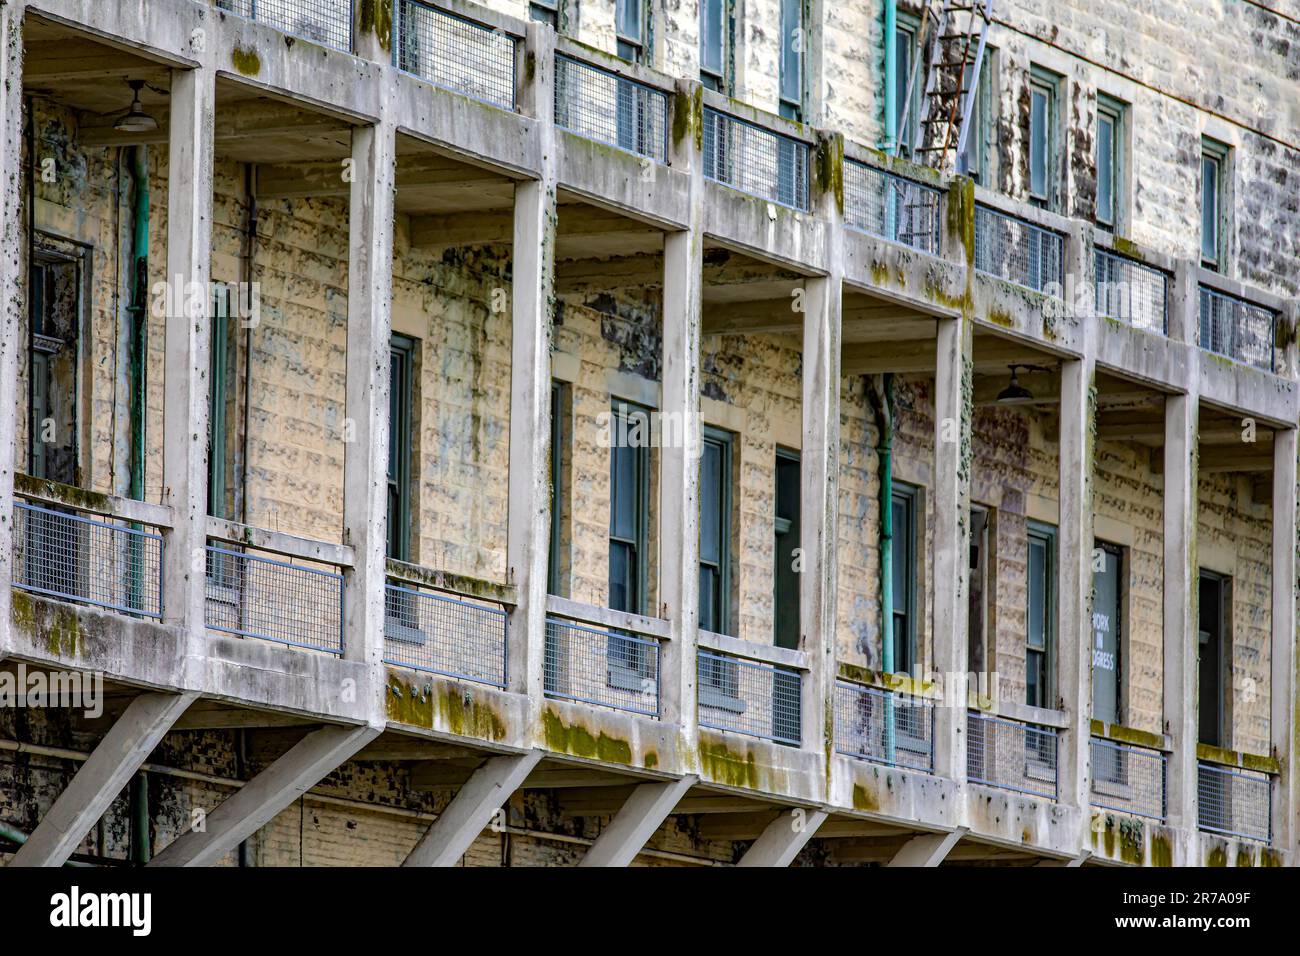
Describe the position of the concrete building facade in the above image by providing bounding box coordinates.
[0,0,1297,867]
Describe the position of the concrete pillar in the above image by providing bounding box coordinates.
[403,750,543,866]
[1056,224,1097,814]
[149,723,379,867]
[342,121,397,668]
[886,826,968,867]
[659,80,705,729]
[0,0,25,651]
[506,23,557,700]
[736,808,829,867]
[352,0,391,62]
[579,775,697,867]
[162,65,216,672]
[1270,427,1297,848]
[932,316,973,781]
[11,692,197,866]
[798,133,844,751]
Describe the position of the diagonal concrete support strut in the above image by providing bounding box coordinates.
[736,808,829,867]
[579,775,698,868]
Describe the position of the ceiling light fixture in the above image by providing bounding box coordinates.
[996,364,1037,405]
[114,80,158,134]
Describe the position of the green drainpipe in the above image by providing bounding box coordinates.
[0,821,93,866]
[874,374,896,763]
[126,146,149,611]
[883,0,898,154]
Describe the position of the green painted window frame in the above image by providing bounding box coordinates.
[958,48,995,184]
[894,13,922,156]
[1200,138,1230,271]
[699,426,734,636]
[1095,94,1126,231]
[207,283,231,519]
[890,481,919,675]
[387,333,416,562]
[548,381,567,596]
[778,0,806,122]
[1025,519,1057,708]
[608,401,651,615]
[1028,66,1061,208]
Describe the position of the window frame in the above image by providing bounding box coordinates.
[778,0,805,122]
[387,333,416,563]
[957,48,995,184]
[529,0,560,29]
[608,400,651,616]
[548,381,567,596]
[1025,519,1058,709]
[1200,138,1230,271]
[1095,94,1126,232]
[616,0,650,64]
[698,426,734,636]
[207,283,232,519]
[1027,66,1060,208]
[890,480,919,676]
[699,0,733,93]
[1091,539,1126,725]
[893,14,922,157]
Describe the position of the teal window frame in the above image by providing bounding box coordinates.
[778,0,805,121]
[1025,520,1058,708]
[957,49,994,183]
[608,401,651,615]
[699,426,734,635]
[894,14,921,156]
[1200,138,1229,271]
[548,381,566,596]
[1028,67,1060,207]
[207,283,231,519]
[1095,95,1126,231]
[890,481,919,676]
[387,334,416,562]
[700,0,733,93]
[616,0,650,64]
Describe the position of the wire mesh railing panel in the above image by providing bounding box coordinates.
[1198,286,1276,372]
[554,54,668,163]
[833,680,934,772]
[217,0,353,52]
[974,205,1063,293]
[1089,737,1167,821]
[697,649,802,746]
[544,618,661,717]
[843,160,942,255]
[12,501,163,618]
[702,107,809,211]
[394,0,518,110]
[1094,248,1169,334]
[383,582,508,688]
[1197,762,1271,844]
[966,711,1059,800]
[204,544,344,654]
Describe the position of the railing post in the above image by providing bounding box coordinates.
[1056,222,1096,817]
[342,120,397,669]
[162,63,217,675]
[658,78,705,731]
[0,0,25,659]
[798,131,844,752]
[506,21,557,703]
[1270,426,1297,849]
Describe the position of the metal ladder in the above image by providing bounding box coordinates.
[893,0,993,172]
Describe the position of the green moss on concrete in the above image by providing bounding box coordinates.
[384,676,434,727]
[814,134,843,215]
[385,560,515,604]
[1260,848,1283,867]
[987,307,1014,328]
[1235,847,1255,868]
[644,751,658,770]
[945,178,975,270]
[1090,719,1167,752]
[439,685,507,741]
[852,783,879,812]
[672,86,703,152]
[1109,236,1146,262]
[542,709,634,764]
[698,739,760,789]
[1205,844,1228,867]
[231,46,261,77]
[14,474,111,513]
[358,0,393,52]
[1196,742,1281,775]
[1150,830,1173,867]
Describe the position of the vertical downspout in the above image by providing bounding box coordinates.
[883,0,898,153]
[873,374,896,763]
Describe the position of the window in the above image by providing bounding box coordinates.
[1025,521,1057,708]
[387,334,415,562]
[700,0,731,92]
[1028,68,1059,207]
[1201,139,1229,270]
[1091,541,1123,725]
[1095,96,1126,230]
[529,0,559,29]
[699,427,734,635]
[778,0,804,121]
[893,18,920,155]
[890,482,919,675]
[1197,571,1229,746]
[609,402,650,614]
[958,52,994,183]
[774,449,801,649]
[548,382,567,596]
[27,241,84,486]
[616,0,648,64]
[208,284,232,519]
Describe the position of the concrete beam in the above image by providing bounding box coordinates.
[403,750,544,867]
[736,808,829,867]
[885,827,968,867]
[579,775,698,867]
[11,692,197,866]
[149,724,379,867]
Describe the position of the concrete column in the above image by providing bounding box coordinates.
[1056,225,1097,814]
[1163,390,1199,834]
[798,134,844,752]
[342,121,397,668]
[403,750,543,866]
[1270,427,1297,848]
[886,826,968,867]
[659,80,705,729]
[11,692,197,867]
[149,723,379,867]
[506,23,557,700]
[579,775,697,867]
[352,0,391,62]
[736,808,829,867]
[932,316,973,781]
[162,65,216,672]
[0,1,25,653]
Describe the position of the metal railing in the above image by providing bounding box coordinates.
[697,649,802,746]
[974,205,1063,293]
[12,499,163,619]
[217,0,353,53]
[555,54,668,164]
[702,107,809,211]
[204,543,344,654]
[1089,737,1167,822]
[384,581,507,688]
[394,0,518,111]
[1094,247,1169,334]
[966,711,1059,800]
[843,160,942,255]
[1198,285,1276,372]
[1197,761,1271,844]
[544,617,661,717]
[834,680,934,772]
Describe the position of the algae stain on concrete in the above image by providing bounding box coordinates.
[231,47,262,77]
[698,739,760,789]
[542,709,633,764]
